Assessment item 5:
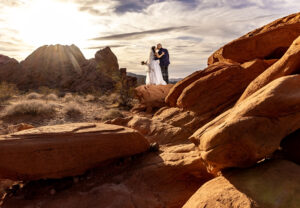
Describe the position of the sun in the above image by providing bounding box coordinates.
[7,0,97,48]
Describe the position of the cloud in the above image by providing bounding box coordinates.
[86,44,126,49]
[2,0,300,79]
[91,26,191,40]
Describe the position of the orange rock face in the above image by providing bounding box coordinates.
[237,35,300,103]
[2,144,213,208]
[208,12,300,65]
[0,123,149,180]
[183,160,300,208]
[165,63,231,107]
[166,59,273,117]
[133,84,174,113]
[190,75,300,173]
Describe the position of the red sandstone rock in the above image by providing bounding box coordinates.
[183,160,300,208]
[175,59,272,115]
[0,123,149,180]
[106,115,191,145]
[238,35,300,103]
[18,44,86,89]
[190,75,300,173]
[208,12,300,65]
[133,84,174,113]
[2,144,213,208]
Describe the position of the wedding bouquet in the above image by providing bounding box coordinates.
[141,61,150,72]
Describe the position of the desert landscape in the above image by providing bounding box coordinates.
[0,12,299,208]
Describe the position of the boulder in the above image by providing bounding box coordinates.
[183,160,300,208]
[0,123,149,180]
[190,75,300,173]
[208,12,300,65]
[165,63,231,106]
[175,59,272,115]
[95,47,119,74]
[238,35,300,103]
[0,55,20,83]
[2,144,213,208]
[19,44,86,89]
[153,107,209,134]
[106,115,191,145]
[132,84,174,113]
[70,58,116,92]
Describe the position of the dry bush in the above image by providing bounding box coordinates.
[0,82,18,103]
[102,109,124,121]
[106,93,121,104]
[26,92,42,100]
[63,93,74,103]
[2,100,56,118]
[64,102,83,119]
[38,86,59,95]
[45,93,58,101]
[63,93,84,104]
[98,95,109,103]
[74,95,84,104]
[85,94,98,102]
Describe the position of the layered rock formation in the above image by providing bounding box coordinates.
[183,160,300,208]
[18,44,86,89]
[208,12,300,65]
[132,84,174,113]
[0,123,149,180]
[0,45,135,92]
[189,75,300,173]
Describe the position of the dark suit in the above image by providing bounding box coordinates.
[158,48,170,83]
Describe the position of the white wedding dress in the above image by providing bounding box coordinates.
[145,50,167,85]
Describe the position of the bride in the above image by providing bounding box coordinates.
[142,46,167,85]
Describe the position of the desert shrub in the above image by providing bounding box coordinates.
[3,100,56,118]
[74,95,84,104]
[26,92,42,100]
[63,93,74,102]
[109,93,121,104]
[102,109,124,121]
[45,93,58,101]
[112,72,135,107]
[85,94,98,102]
[64,102,83,119]
[38,86,59,95]
[98,94,109,103]
[0,82,19,103]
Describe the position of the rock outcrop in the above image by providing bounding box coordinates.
[132,84,174,113]
[208,12,300,65]
[2,144,213,208]
[183,160,300,208]
[106,115,191,145]
[0,45,135,92]
[18,44,86,89]
[0,55,20,83]
[237,35,300,103]
[0,123,149,180]
[165,59,274,119]
[190,75,300,173]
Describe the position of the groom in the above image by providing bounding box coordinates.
[157,43,170,84]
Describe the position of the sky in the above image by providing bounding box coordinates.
[0,0,299,78]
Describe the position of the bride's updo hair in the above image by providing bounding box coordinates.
[151,46,156,53]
